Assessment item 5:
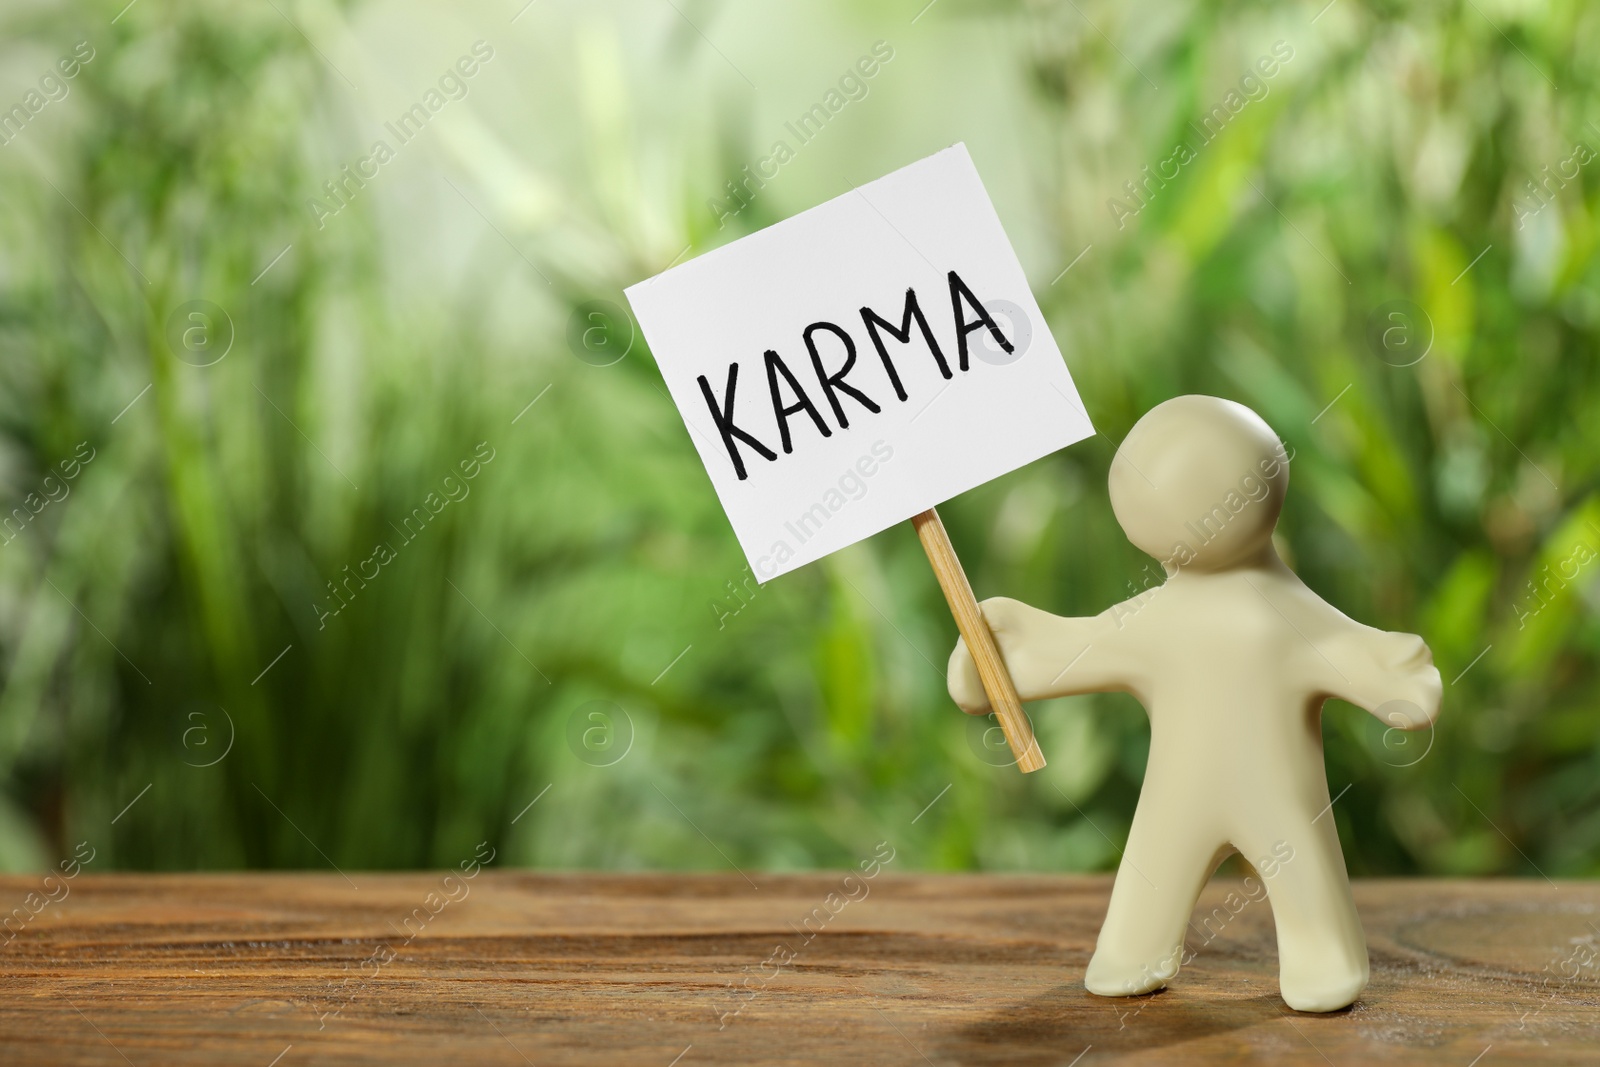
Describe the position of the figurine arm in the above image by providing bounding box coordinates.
[946,596,1141,714]
[1316,622,1442,730]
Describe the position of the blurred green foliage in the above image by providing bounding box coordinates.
[0,0,1597,878]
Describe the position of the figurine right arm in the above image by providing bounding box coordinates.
[1314,619,1442,730]
[946,596,1145,714]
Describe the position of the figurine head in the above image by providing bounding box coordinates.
[1108,395,1289,574]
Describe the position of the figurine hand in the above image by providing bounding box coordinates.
[947,597,1036,714]
[1380,631,1434,673]
[946,635,990,714]
[1373,632,1441,728]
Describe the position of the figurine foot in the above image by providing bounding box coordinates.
[1084,949,1172,998]
[1279,963,1367,1013]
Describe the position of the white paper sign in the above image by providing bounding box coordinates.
[625,143,1094,582]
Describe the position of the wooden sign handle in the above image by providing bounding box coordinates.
[912,507,1046,773]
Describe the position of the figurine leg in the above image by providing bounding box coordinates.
[1084,807,1230,998]
[1239,821,1368,1013]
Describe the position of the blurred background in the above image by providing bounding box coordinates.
[0,0,1596,878]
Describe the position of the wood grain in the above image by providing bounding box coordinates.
[912,507,1045,772]
[2,872,1596,1065]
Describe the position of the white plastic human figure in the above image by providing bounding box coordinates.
[947,395,1441,1012]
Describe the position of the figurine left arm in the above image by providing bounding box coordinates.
[947,596,1145,714]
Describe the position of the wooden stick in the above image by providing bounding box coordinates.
[911,507,1045,773]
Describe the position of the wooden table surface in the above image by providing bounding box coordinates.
[3,872,1597,1065]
